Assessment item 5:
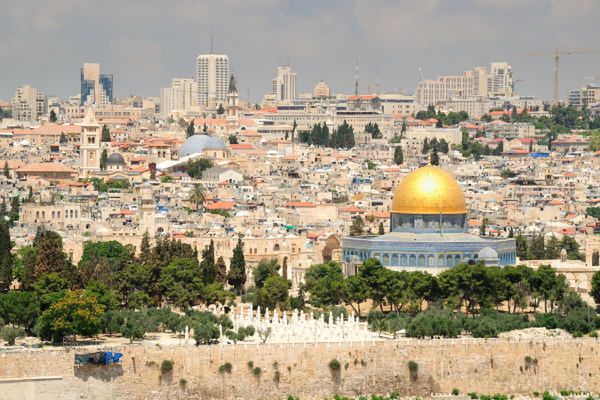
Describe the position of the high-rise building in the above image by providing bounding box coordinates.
[160,78,198,118]
[416,63,511,107]
[196,54,230,106]
[80,63,113,107]
[487,62,513,97]
[11,84,47,122]
[272,66,297,102]
[568,84,600,109]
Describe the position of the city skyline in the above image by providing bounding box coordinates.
[1,0,600,102]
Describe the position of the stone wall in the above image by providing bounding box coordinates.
[2,338,600,400]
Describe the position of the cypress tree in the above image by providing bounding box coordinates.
[227,239,246,294]
[100,149,108,171]
[0,222,13,291]
[139,230,151,263]
[101,125,111,142]
[3,161,9,178]
[393,146,404,165]
[200,239,216,284]
[34,230,66,279]
[215,256,227,284]
[186,120,195,138]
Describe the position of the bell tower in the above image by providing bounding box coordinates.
[79,107,101,177]
[226,74,239,132]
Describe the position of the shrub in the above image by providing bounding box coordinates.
[161,360,174,374]
[218,362,232,375]
[179,378,187,388]
[247,361,254,370]
[252,367,262,377]
[1,326,25,346]
[452,388,460,395]
[468,392,479,399]
[328,359,341,371]
[408,360,418,382]
[542,392,556,400]
[273,370,281,385]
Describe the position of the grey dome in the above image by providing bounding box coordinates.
[106,153,125,165]
[179,135,226,157]
[478,247,498,260]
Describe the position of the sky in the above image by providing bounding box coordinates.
[1,0,600,102]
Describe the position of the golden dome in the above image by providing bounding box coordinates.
[391,166,466,214]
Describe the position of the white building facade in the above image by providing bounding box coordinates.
[196,54,230,106]
[272,66,297,103]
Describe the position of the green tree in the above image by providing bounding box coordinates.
[186,120,195,138]
[515,233,530,260]
[592,250,600,267]
[215,256,227,284]
[590,270,600,305]
[358,258,389,310]
[120,312,146,343]
[228,134,238,144]
[349,216,365,236]
[186,158,213,178]
[438,263,495,315]
[341,274,368,316]
[37,289,104,342]
[254,258,280,289]
[78,240,134,286]
[0,291,40,333]
[100,149,108,171]
[303,262,344,306]
[49,109,57,122]
[422,138,430,154]
[188,183,207,212]
[259,275,289,310]
[479,218,487,237]
[139,230,151,263]
[3,161,9,178]
[430,147,440,166]
[0,222,13,292]
[393,145,403,165]
[199,240,217,284]
[529,234,545,260]
[378,222,385,235]
[101,125,111,142]
[227,239,246,294]
[217,103,225,115]
[545,235,561,259]
[560,235,583,260]
[160,258,203,309]
[34,230,67,280]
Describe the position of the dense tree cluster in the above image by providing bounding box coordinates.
[185,158,213,179]
[299,120,356,149]
[364,122,382,139]
[515,233,583,261]
[415,105,469,126]
[302,258,598,337]
[0,227,240,343]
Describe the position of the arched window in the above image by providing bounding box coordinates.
[51,211,55,218]
[400,254,407,266]
[383,254,389,265]
[428,255,435,267]
[438,255,444,267]
[391,254,399,265]
[418,255,425,267]
[409,255,416,266]
[447,255,454,267]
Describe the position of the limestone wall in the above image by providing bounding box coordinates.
[2,338,600,400]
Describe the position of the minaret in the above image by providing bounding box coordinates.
[79,107,101,177]
[226,74,239,132]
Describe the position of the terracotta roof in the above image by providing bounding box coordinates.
[340,206,364,213]
[367,211,390,219]
[230,144,254,150]
[16,163,75,173]
[205,201,236,210]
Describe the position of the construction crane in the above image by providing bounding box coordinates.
[528,48,600,103]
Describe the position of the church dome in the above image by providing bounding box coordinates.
[179,135,225,157]
[391,165,467,214]
[106,153,125,165]
[478,247,498,260]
